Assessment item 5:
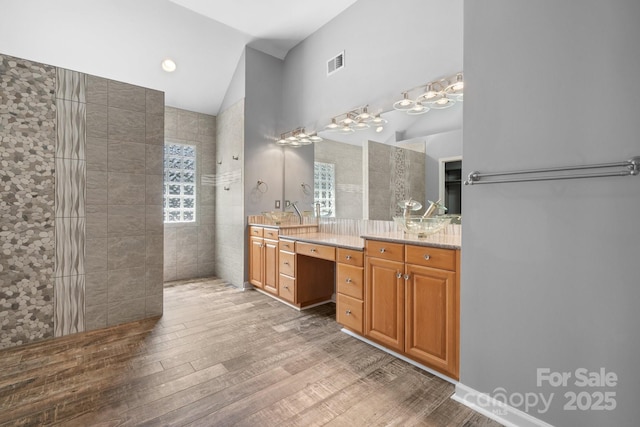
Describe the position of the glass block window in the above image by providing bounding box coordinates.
[164,143,196,223]
[314,162,335,217]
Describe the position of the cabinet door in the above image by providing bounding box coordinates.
[263,239,279,294]
[405,263,458,378]
[249,236,264,288]
[365,257,404,352]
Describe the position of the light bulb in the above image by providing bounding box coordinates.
[376,126,384,133]
[161,59,176,72]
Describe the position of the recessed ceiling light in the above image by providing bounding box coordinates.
[161,59,176,72]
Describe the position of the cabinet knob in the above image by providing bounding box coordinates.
[380,248,386,253]
[310,248,317,252]
[424,254,431,261]
[346,255,352,260]
[283,261,289,265]
[259,243,264,248]
[345,309,352,316]
[396,272,402,279]
[345,278,352,283]
[284,285,289,290]
[404,274,410,280]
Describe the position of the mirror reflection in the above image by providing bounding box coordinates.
[312,104,463,221]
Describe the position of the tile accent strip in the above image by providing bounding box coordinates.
[54,275,86,336]
[53,68,87,337]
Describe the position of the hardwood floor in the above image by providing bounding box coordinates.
[0,278,503,426]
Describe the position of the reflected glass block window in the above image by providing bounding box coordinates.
[314,162,335,217]
[164,142,196,223]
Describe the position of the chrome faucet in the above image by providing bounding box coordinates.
[291,202,303,224]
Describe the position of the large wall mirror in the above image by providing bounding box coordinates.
[304,103,462,221]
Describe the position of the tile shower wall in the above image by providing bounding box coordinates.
[214,99,244,287]
[368,140,426,220]
[314,138,363,218]
[0,54,56,348]
[0,53,165,349]
[163,107,216,282]
[84,76,164,331]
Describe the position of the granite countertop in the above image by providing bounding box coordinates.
[278,232,365,251]
[361,231,461,250]
[248,223,316,230]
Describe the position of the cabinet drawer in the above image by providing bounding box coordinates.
[296,241,335,261]
[365,240,404,262]
[264,228,278,240]
[336,248,364,267]
[278,274,295,303]
[279,251,295,276]
[405,245,456,271]
[249,226,263,237]
[337,294,363,334]
[337,264,364,300]
[279,240,295,252]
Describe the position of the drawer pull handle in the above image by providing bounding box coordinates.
[424,254,431,260]
[345,278,352,283]
[396,272,402,279]
[283,261,289,265]
[310,248,317,252]
[346,255,352,260]
[345,309,352,316]
[379,248,386,253]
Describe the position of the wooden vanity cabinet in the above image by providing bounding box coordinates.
[364,245,405,352]
[248,226,279,295]
[249,227,264,289]
[278,239,296,303]
[336,248,364,334]
[364,240,460,380]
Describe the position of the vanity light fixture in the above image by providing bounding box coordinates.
[276,128,322,147]
[326,106,385,134]
[394,72,463,115]
[161,58,177,72]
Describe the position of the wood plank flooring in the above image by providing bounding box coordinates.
[0,277,503,426]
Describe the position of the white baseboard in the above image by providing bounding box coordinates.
[451,383,555,427]
[340,328,457,385]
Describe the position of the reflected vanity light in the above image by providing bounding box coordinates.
[325,105,385,133]
[276,127,322,147]
[394,71,463,114]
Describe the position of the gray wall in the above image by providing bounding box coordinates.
[314,139,363,218]
[463,1,640,425]
[244,47,284,216]
[425,129,463,203]
[163,107,216,282]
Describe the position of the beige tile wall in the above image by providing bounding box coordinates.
[84,76,164,330]
[163,107,216,282]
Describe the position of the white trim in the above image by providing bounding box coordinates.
[438,155,463,204]
[452,383,555,427]
[340,328,457,385]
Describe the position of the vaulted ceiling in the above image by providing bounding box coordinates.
[0,0,358,114]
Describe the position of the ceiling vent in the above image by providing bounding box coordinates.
[327,51,345,76]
